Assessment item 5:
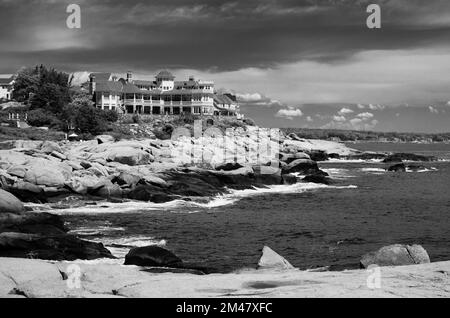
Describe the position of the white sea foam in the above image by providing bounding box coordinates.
[322,168,354,179]
[95,236,168,258]
[68,226,126,236]
[324,159,384,164]
[26,182,357,215]
[360,167,386,173]
[227,182,357,198]
[406,167,438,173]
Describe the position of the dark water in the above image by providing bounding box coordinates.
[60,143,450,272]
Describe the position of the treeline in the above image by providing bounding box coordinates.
[7,65,118,137]
[282,128,450,142]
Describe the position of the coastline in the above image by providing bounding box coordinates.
[1,257,449,298]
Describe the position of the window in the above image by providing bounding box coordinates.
[144,106,151,114]
[144,95,151,100]
[152,95,161,101]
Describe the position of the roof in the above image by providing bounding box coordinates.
[133,80,157,86]
[95,81,123,93]
[122,82,143,94]
[89,72,112,82]
[0,76,14,85]
[214,94,236,105]
[156,70,175,79]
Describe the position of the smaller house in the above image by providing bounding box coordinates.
[213,94,240,116]
[0,75,15,101]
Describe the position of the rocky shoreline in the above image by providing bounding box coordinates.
[0,128,444,296]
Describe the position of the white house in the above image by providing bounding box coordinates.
[0,75,14,101]
[89,70,240,117]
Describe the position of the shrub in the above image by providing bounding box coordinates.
[132,114,141,124]
[243,118,255,126]
[101,109,119,122]
[27,109,63,129]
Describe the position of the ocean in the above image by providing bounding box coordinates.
[31,142,450,272]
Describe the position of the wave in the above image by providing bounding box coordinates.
[321,168,354,179]
[26,183,357,215]
[406,167,438,173]
[324,159,384,163]
[94,235,168,259]
[68,226,125,236]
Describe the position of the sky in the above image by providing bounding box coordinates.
[0,0,450,132]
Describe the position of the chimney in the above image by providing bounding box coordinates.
[189,75,195,81]
[89,75,96,94]
[112,75,118,82]
[127,71,133,83]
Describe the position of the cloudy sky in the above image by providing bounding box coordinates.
[1,0,450,132]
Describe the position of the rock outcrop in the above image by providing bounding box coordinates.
[0,189,24,213]
[124,246,183,268]
[360,244,430,268]
[0,191,114,261]
[383,153,436,163]
[257,246,295,270]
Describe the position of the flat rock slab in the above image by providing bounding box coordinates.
[0,258,449,298]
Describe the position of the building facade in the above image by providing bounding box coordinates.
[89,70,240,117]
[0,75,15,101]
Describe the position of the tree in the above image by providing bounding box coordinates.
[12,65,71,113]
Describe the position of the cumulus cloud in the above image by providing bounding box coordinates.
[333,115,347,122]
[236,92,282,107]
[356,112,375,120]
[338,107,354,115]
[276,107,303,120]
[368,104,386,110]
[306,116,313,122]
[429,106,439,114]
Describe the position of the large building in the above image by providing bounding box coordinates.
[89,70,240,117]
[0,75,15,101]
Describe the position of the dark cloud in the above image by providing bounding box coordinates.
[1,0,450,72]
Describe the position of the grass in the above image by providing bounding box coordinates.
[0,126,66,141]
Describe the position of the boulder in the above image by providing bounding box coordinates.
[0,212,67,235]
[282,159,320,175]
[0,232,114,261]
[215,162,244,171]
[50,151,67,160]
[282,174,297,185]
[383,153,436,163]
[387,163,406,172]
[96,135,115,144]
[308,150,328,162]
[360,244,430,268]
[257,246,295,270]
[114,172,142,187]
[7,180,47,203]
[40,141,62,154]
[93,181,123,198]
[107,148,152,166]
[302,174,332,185]
[67,161,84,171]
[124,246,183,267]
[24,166,66,187]
[65,175,102,195]
[0,189,24,213]
[128,186,176,203]
[7,165,27,178]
